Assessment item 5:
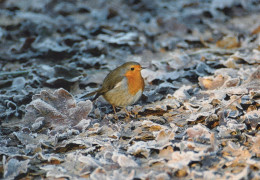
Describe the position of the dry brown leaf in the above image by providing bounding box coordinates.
[223,78,240,88]
[127,141,150,158]
[216,36,240,49]
[167,151,203,169]
[244,110,260,130]
[198,75,227,90]
[222,141,252,159]
[158,146,174,160]
[186,124,211,139]
[141,120,166,131]
[156,130,175,145]
[250,135,260,157]
[175,167,188,177]
[112,153,138,167]
[155,173,170,180]
[251,25,260,35]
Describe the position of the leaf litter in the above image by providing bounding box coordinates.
[1,0,260,179]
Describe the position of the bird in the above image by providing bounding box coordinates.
[85,61,145,118]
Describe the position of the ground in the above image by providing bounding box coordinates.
[0,0,260,179]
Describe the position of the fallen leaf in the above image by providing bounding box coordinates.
[216,36,240,49]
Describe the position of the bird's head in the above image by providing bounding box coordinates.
[122,62,142,77]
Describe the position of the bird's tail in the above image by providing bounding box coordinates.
[83,91,97,98]
[78,90,100,101]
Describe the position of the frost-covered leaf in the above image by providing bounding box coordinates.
[4,158,30,179]
[23,88,92,133]
[1,0,260,179]
[112,153,138,167]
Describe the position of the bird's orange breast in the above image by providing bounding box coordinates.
[125,71,144,95]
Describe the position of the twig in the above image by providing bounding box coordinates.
[0,70,30,76]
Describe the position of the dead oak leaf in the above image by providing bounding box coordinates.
[24,88,93,133]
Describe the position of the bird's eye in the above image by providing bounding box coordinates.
[131,67,135,71]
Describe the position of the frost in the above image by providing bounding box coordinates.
[1,0,260,179]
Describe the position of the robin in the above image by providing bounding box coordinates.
[85,61,145,118]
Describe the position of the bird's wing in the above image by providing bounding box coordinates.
[97,68,125,95]
[82,67,125,100]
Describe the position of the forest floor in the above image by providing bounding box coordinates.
[0,0,260,179]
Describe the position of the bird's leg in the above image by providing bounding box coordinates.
[112,105,118,119]
[124,107,131,118]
